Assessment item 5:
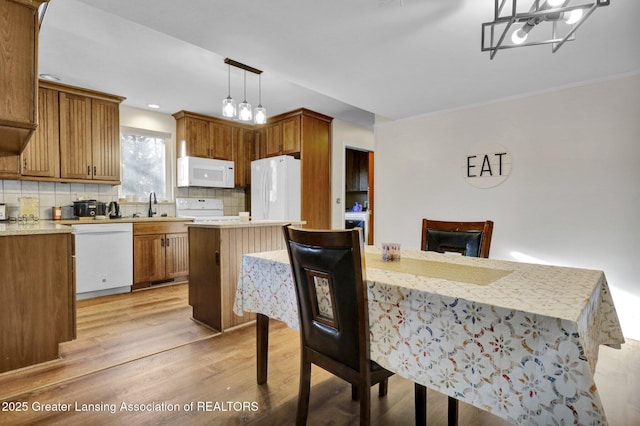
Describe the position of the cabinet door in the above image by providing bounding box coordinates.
[345,149,358,191]
[0,155,20,177]
[211,122,233,160]
[21,87,60,178]
[59,92,92,179]
[232,127,254,187]
[165,233,189,278]
[0,0,42,155]
[91,99,120,181]
[281,116,301,154]
[185,117,211,158]
[263,122,282,157]
[133,234,166,284]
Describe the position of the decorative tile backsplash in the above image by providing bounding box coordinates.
[0,180,247,220]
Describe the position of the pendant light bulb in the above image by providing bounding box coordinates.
[238,70,252,122]
[254,74,267,124]
[222,63,236,118]
[564,8,583,25]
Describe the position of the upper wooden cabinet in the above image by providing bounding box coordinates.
[173,111,234,161]
[345,149,368,192]
[260,116,301,158]
[233,126,254,188]
[47,82,124,183]
[21,87,59,178]
[0,0,47,155]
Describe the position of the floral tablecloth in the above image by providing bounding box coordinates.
[233,247,624,425]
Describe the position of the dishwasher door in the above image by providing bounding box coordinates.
[72,223,133,299]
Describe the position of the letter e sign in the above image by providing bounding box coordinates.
[463,144,512,188]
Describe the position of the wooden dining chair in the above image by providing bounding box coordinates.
[421,219,494,258]
[420,218,494,426]
[283,226,426,425]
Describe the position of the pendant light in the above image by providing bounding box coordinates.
[238,70,253,122]
[481,0,610,59]
[222,63,236,118]
[254,73,267,124]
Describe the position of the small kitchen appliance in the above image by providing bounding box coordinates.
[73,200,107,218]
[0,203,6,221]
[108,201,121,219]
[177,156,235,188]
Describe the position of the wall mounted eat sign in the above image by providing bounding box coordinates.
[463,143,512,188]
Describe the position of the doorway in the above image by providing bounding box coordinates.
[345,148,374,245]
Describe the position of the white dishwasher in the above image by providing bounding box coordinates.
[72,222,133,300]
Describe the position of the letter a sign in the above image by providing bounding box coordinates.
[463,144,512,188]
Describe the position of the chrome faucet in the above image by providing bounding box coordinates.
[148,192,157,217]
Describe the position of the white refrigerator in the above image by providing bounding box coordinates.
[251,155,301,221]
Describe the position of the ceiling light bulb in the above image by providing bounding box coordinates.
[511,28,528,44]
[547,0,564,7]
[222,96,236,118]
[238,101,252,122]
[565,8,583,24]
[254,106,267,124]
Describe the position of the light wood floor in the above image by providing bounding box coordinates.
[0,284,638,425]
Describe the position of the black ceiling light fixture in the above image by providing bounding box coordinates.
[481,0,611,59]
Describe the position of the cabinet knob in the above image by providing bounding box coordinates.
[23,159,27,170]
[165,237,170,247]
[87,166,91,176]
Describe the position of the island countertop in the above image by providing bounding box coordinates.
[185,220,305,229]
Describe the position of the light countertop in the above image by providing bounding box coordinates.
[0,221,73,236]
[0,217,193,237]
[186,220,305,229]
[57,217,193,225]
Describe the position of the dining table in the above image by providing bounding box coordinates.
[233,245,624,425]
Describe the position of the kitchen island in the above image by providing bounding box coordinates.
[187,220,303,331]
[0,222,74,373]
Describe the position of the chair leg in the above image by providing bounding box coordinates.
[296,356,312,426]
[448,396,458,426]
[414,383,426,426]
[378,378,388,397]
[359,381,371,426]
[352,384,359,401]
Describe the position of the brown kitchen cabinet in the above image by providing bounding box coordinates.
[133,221,190,290]
[346,148,369,192]
[0,155,20,178]
[188,223,288,332]
[259,116,301,158]
[232,126,255,188]
[0,0,46,156]
[0,231,75,373]
[58,84,124,183]
[21,86,60,178]
[173,111,234,161]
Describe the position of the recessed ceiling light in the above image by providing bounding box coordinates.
[147,104,160,109]
[39,73,60,81]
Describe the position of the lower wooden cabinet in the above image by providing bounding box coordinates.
[188,224,286,332]
[133,221,189,290]
[0,232,74,373]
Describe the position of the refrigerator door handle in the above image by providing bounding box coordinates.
[262,168,269,219]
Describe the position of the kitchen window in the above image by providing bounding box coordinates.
[121,126,173,201]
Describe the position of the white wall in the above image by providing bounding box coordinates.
[375,73,640,340]
[331,119,375,229]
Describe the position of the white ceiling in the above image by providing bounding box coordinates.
[38,0,640,130]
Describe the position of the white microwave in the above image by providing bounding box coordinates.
[177,156,235,188]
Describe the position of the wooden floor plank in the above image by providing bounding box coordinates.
[0,284,637,425]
